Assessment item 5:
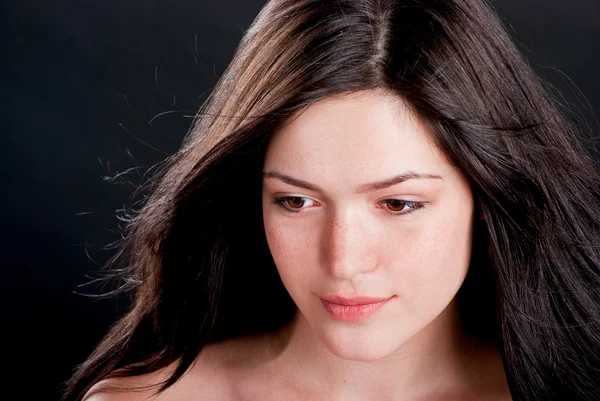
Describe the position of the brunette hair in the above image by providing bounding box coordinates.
[61,0,600,400]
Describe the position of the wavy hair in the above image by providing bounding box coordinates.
[61,0,600,400]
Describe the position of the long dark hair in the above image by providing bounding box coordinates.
[61,0,600,400]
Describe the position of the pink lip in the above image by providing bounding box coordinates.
[319,295,394,322]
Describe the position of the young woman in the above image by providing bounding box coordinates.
[61,0,600,400]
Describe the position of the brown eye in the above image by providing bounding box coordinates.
[285,197,306,209]
[273,196,317,214]
[380,199,426,217]
[384,199,409,212]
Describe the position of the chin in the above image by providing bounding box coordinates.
[325,339,399,361]
[316,325,407,361]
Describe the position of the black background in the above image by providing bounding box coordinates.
[3,0,599,399]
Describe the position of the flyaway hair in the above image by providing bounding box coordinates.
[62,1,600,400]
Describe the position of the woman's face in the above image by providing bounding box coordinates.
[261,90,475,361]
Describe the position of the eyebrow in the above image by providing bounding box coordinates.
[262,169,443,194]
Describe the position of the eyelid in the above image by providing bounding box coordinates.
[272,196,320,213]
[272,195,427,217]
[378,199,427,218]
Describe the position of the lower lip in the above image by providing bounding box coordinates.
[320,297,393,322]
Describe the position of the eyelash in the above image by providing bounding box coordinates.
[272,196,427,218]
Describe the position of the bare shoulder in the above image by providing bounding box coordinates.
[82,331,280,401]
[81,341,245,401]
[82,371,162,401]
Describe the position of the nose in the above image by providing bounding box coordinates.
[320,205,377,279]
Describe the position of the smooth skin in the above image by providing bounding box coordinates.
[84,90,511,401]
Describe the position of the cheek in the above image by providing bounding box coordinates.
[263,214,317,294]
[386,210,474,310]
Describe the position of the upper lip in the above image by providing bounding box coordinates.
[320,295,392,305]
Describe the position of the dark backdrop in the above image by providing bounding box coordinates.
[3,0,599,400]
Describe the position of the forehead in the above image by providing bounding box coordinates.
[263,90,452,180]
